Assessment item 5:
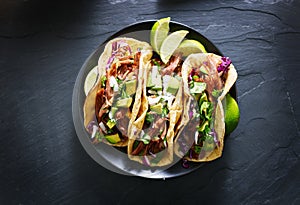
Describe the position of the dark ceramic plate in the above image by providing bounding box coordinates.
[72,20,236,179]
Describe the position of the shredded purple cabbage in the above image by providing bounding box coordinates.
[217,57,231,73]
[128,45,132,54]
[86,121,97,134]
[189,110,193,119]
[148,151,156,158]
[142,156,150,166]
[112,41,117,52]
[178,138,188,154]
[182,159,189,169]
[189,149,193,159]
[106,41,132,70]
[210,129,220,147]
[106,55,115,70]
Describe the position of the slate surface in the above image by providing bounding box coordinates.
[0,0,299,204]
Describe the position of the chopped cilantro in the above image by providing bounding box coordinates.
[116,77,122,84]
[145,112,155,123]
[194,145,201,154]
[133,140,140,150]
[212,89,222,98]
[101,76,107,87]
[162,106,169,118]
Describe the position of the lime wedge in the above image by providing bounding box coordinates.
[150,17,171,54]
[84,66,98,96]
[224,94,240,135]
[160,30,189,64]
[175,39,207,56]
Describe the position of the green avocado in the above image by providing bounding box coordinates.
[190,82,206,94]
[105,133,121,144]
[147,73,154,88]
[116,98,132,108]
[147,67,162,90]
[125,80,137,96]
[202,142,215,151]
[106,120,116,129]
[150,103,163,114]
[166,77,180,95]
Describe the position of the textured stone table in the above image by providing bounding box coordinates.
[0,0,299,204]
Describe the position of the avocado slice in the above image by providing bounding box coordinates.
[147,66,162,90]
[166,77,180,95]
[125,80,137,96]
[105,133,121,144]
[150,103,163,114]
[202,142,215,151]
[106,120,116,129]
[190,82,206,94]
[147,72,154,88]
[116,98,132,108]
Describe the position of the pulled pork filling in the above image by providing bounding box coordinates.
[184,57,231,159]
[92,41,141,144]
[131,54,183,157]
[132,115,168,156]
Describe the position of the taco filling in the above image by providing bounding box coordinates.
[85,39,151,146]
[176,54,233,161]
[128,54,184,166]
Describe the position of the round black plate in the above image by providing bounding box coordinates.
[72,20,236,179]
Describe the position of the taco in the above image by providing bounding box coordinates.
[127,54,185,166]
[83,37,152,147]
[174,53,237,162]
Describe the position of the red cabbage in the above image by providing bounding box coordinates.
[182,159,189,169]
[217,57,231,73]
[210,129,220,147]
[86,121,97,134]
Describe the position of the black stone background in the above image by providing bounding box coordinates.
[0,0,299,204]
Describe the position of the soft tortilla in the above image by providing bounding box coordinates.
[174,53,237,161]
[83,37,152,147]
[127,61,184,166]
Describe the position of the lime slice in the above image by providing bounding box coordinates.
[175,39,207,56]
[160,30,189,64]
[150,17,171,54]
[224,94,240,135]
[84,66,98,96]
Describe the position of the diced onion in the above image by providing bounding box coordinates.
[162,75,171,95]
[162,95,175,108]
[163,140,167,148]
[194,131,199,144]
[147,96,161,106]
[91,125,98,139]
[109,76,119,92]
[151,66,159,79]
[108,110,113,119]
[99,122,107,133]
